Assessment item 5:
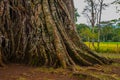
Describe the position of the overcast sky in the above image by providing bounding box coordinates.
[74,0,120,24]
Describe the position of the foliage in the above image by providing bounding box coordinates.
[112,0,120,13]
[76,24,98,41]
[82,0,108,50]
[74,8,80,23]
[76,19,120,42]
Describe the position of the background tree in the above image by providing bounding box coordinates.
[100,19,120,42]
[82,0,97,48]
[77,18,120,42]
[112,0,120,14]
[0,0,110,68]
[76,23,97,42]
[97,0,107,50]
[82,0,107,49]
[101,26,114,41]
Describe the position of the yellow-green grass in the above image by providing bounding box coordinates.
[85,42,120,53]
[98,53,120,59]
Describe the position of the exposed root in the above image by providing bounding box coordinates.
[0,0,110,68]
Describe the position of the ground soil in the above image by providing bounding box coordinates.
[0,59,120,80]
[0,64,79,80]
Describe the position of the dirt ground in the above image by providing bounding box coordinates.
[0,64,79,80]
[0,59,120,80]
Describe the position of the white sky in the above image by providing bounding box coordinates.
[74,0,120,24]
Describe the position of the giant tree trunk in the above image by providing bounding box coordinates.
[0,0,110,68]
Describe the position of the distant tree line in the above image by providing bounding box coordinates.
[76,19,120,42]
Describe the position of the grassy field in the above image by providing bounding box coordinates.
[99,53,120,59]
[85,42,120,53]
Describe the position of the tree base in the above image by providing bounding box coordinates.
[0,0,111,68]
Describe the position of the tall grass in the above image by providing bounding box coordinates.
[85,42,120,53]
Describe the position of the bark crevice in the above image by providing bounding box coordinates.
[0,0,110,68]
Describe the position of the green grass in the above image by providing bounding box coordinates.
[98,53,120,59]
[101,42,120,44]
[85,42,120,53]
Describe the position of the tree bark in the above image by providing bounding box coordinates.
[0,0,110,68]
